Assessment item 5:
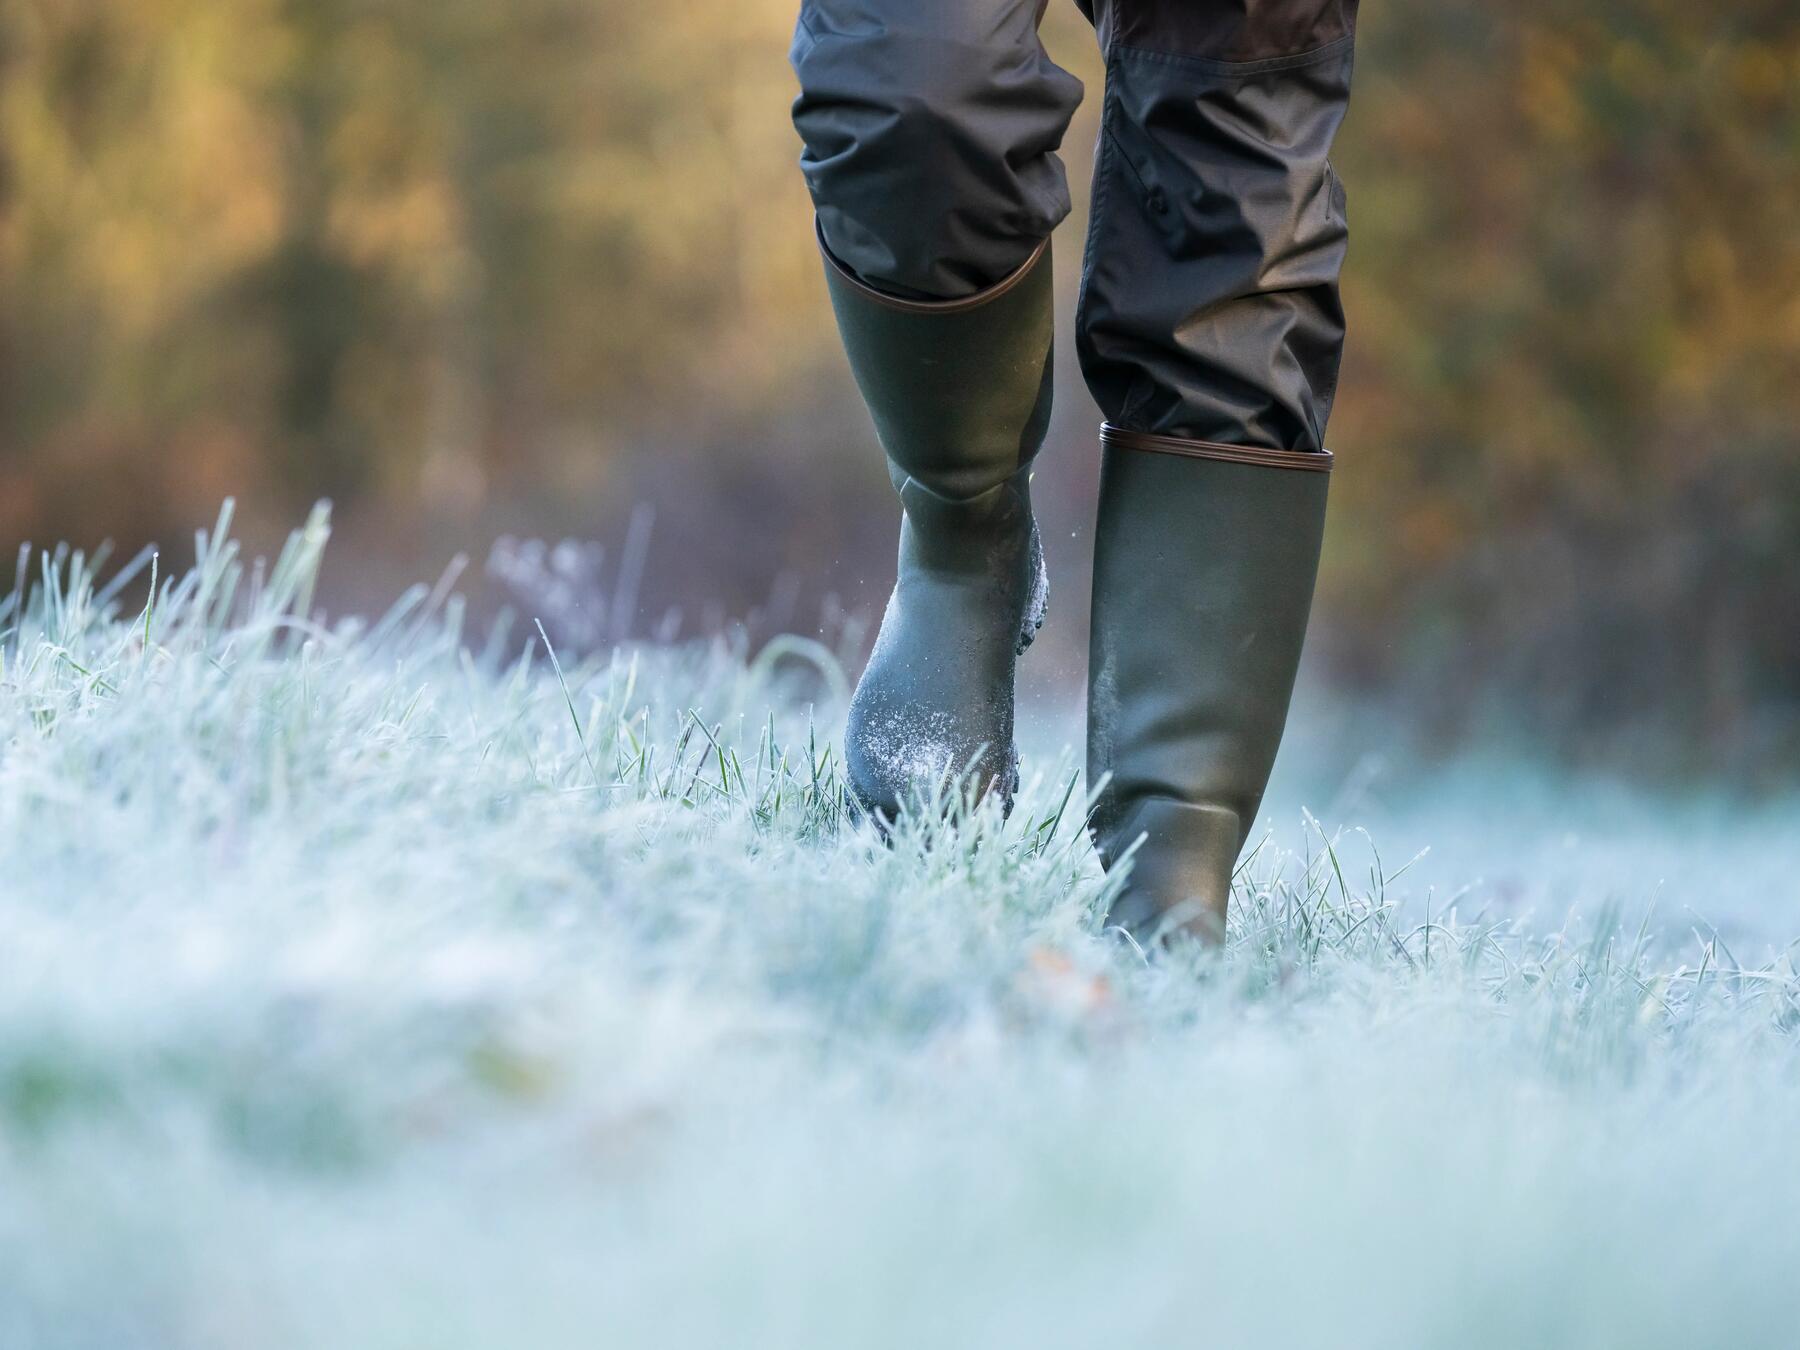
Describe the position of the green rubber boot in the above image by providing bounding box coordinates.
[1086,425,1332,942]
[818,222,1056,820]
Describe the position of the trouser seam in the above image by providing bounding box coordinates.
[1073,68,1122,348]
[1110,34,1354,77]
[1077,56,1161,427]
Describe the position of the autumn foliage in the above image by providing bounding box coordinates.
[2,0,1796,767]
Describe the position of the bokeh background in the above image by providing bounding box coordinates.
[3,0,1798,781]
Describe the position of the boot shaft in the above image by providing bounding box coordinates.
[818,221,1056,509]
[1087,426,1331,935]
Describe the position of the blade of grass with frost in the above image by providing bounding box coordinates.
[535,618,602,792]
[0,505,1794,1349]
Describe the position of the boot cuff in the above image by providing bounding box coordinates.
[1101,423,1334,472]
[816,216,1050,316]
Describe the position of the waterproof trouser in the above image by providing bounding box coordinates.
[792,0,1356,450]
[792,0,1358,934]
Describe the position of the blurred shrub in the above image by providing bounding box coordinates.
[0,0,821,536]
[0,0,1796,768]
[1323,0,1800,770]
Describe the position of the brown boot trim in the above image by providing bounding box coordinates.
[1101,423,1334,472]
[815,216,1050,316]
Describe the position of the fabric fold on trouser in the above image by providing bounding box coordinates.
[792,0,1356,442]
[790,0,1083,299]
[1076,4,1356,450]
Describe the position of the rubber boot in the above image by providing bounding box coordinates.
[817,221,1056,820]
[1087,425,1332,942]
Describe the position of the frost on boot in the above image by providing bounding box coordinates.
[814,224,1058,829]
[845,489,1046,823]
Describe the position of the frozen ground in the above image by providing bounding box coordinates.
[2,507,1797,1349]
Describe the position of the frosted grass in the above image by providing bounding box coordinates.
[0,505,1796,1348]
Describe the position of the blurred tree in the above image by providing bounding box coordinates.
[1323,0,1800,770]
[0,0,824,535]
[0,0,1795,769]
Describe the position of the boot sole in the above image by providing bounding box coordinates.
[1015,524,1049,657]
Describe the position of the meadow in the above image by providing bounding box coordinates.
[2,507,1796,1348]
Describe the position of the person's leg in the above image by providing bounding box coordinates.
[793,0,1083,300]
[791,0,1083,817]
[1077,0,1359,938]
